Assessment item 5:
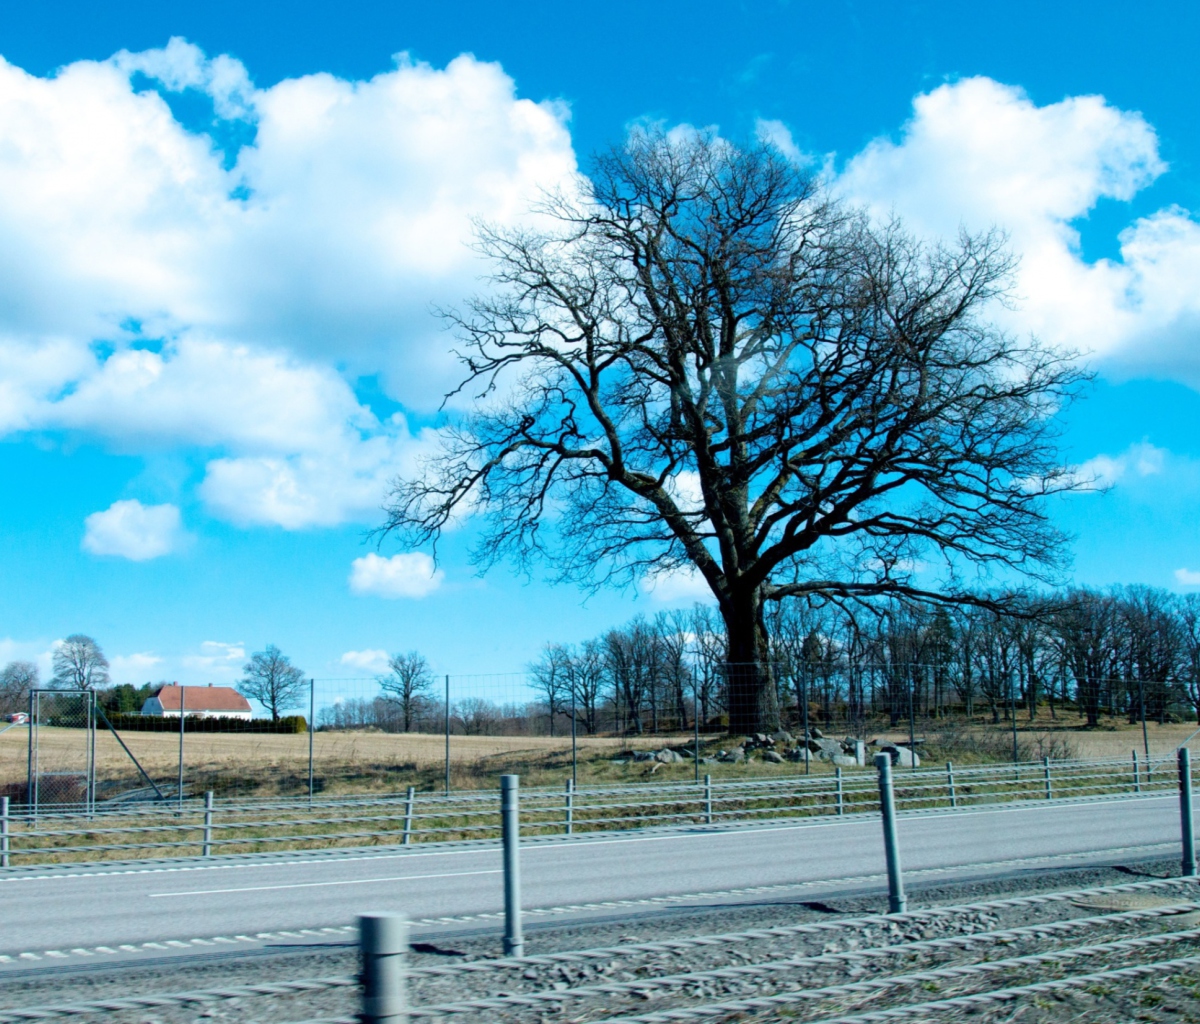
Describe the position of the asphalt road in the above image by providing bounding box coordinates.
[0,793,1184,956]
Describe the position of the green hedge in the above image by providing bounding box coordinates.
[102,712,308,734]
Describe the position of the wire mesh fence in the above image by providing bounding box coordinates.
[0,754,1185,866]
[1,663,1195,809]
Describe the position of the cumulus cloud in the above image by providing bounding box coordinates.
[109,651,163,681]
[1175,569,1200,586]
[180,640,246,677]
[836,77,1200,383]
[349,552,444,598]
[1066,442,1166,490]
[340,649,390,673]
[82,500,186,560]
[638,565,715,604]
[0,39,576,527]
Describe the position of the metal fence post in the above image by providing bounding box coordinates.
[203,790,213,857]
[835,766,844,816]
[359,913,408,1024]
[704,773,713,825]
[1180,748,1197,878]
[946,761,956,809]
[402,786,415,846]
[444,676,451,797]
[500,774,524,956]
[1,795,9,868]
[1133,750,1141,794]
[875,753,907,914]
[308,678,315,804]
[564,777,573,836]
[1043,756,1052,801]
[178,685,186,810]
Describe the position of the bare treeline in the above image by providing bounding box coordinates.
[530,585,1200,737]
[317,584,1200,739]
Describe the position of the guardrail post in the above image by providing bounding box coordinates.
[1133,750,1141,794]
[946,761,956,809]
[875,753,907,914]
[501,774,524,956]
[402,786,415,847]
[1,795,9,868]
[564,777,574,836]
[1180,748,1197,878]
[1043,756,1052,801]
[202,790,213,857]
[704,773,713,825]
[359,912,408,1024]
[835,766,844,816]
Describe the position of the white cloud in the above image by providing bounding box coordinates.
[0,40,576,528]
[82,500,186,560]
[341,649,390,673]
[109,651,163,681]
[1175,569,1200,586]
[638,565,715,604]
[835,77,1200,383]
[349,552,444,598]
[1067,441,1166,490]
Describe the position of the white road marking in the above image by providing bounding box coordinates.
[148,868,503,898]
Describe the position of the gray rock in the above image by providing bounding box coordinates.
[654,748,683,764]
[762,750,784,764]
[810,727,824,740]
[632,750,654,762]
[770,729,794,745]
[831,754,858,767]
[723,747,745,764]
[880,744,921,768]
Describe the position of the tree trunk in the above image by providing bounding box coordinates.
[723,589,779,734]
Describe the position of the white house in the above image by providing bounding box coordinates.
[141,684,253,720]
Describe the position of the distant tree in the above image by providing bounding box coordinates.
[530,644,572,736]
[51,635,110,690]
[0,660,38,714]
[238,645,306,721]
[99,682,154,715]
[377,651,434,732]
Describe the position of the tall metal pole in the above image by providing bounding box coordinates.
[1139,677,1150,766]
[693,676,701,784]
[875,753,907,913]
[1180,747,1196,878]
[444,675,451,796]
[26,690,34,821]
[359,913,408,1024]
[500,774,524,956]
[88,690,96,815]
[1,795,9,868]
[908,674,917,772]
[1010,674,1018,765]
[571,685,578,789]
[178,685,186,810]
[308,678,315,804]
[801,669,810,776]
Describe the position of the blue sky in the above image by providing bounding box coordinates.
[1,0,1199,690]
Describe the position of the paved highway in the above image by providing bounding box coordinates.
[0,793,1183,957]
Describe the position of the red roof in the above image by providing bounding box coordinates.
[154,684,252,713]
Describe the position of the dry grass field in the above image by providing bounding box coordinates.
[4,713,1199,800]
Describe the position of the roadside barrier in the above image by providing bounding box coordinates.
[0,754,1193,866]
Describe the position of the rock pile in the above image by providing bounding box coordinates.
[714,730,864,766]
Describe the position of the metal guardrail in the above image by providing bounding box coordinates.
[0,754,1185,866]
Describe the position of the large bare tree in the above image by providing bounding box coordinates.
[381,131,1085,732]
[378,650,434,732]
[238,645,306,721]
[51,635,109,690]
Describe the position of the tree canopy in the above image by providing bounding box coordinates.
[381,131,1086,731]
